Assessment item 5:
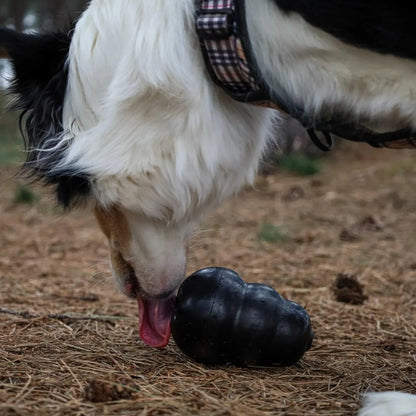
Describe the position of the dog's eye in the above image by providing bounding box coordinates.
[171,267,314,366]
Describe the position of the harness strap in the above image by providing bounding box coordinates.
[196,0,416,150]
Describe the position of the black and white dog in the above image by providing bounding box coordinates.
[0,1,415,414]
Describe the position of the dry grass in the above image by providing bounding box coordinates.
[1,144,415,415]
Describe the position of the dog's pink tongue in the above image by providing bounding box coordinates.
[138,297,175,348]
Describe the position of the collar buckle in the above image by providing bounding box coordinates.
[196,9,234,40]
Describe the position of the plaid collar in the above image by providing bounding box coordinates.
[195,0,277,107]
[196,0,416,150]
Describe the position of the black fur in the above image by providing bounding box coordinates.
[0,27,91,208]
[274,0,416,61]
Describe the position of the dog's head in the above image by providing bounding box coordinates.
[1,10,272,347]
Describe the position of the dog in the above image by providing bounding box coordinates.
[0,1,415,414]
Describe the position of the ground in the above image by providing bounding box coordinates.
[0,142,415,415]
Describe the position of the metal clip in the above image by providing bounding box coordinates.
[307,129,334,152]
[196,9,234,40]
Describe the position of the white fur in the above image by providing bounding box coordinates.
[20,0,414,410]
[59,0,416,227]
[359,392,416,416]
[62,0,274,223]
[60,0,274,298]
[49,3,414,409]
[56,0,416,294]
[60,0,416,236]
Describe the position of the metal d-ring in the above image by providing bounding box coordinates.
[307,129,334,152]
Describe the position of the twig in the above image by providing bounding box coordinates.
[0,307,128,323]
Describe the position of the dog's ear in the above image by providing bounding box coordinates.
[0,28,35,63]
[0,27,91,209]
[0,28,72,90]
[0,28,14,59]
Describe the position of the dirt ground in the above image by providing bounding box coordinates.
[0,143,415,415]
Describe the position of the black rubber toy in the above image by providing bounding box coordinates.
[171,267,314,366]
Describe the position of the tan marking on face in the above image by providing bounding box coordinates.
[94,205,188,298]
[94,206,132,275]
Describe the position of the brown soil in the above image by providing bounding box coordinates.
[1,142,415,415]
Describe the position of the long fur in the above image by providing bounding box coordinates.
[0,27,90,207]
[1,1,415,412]
[60,0,274,222]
